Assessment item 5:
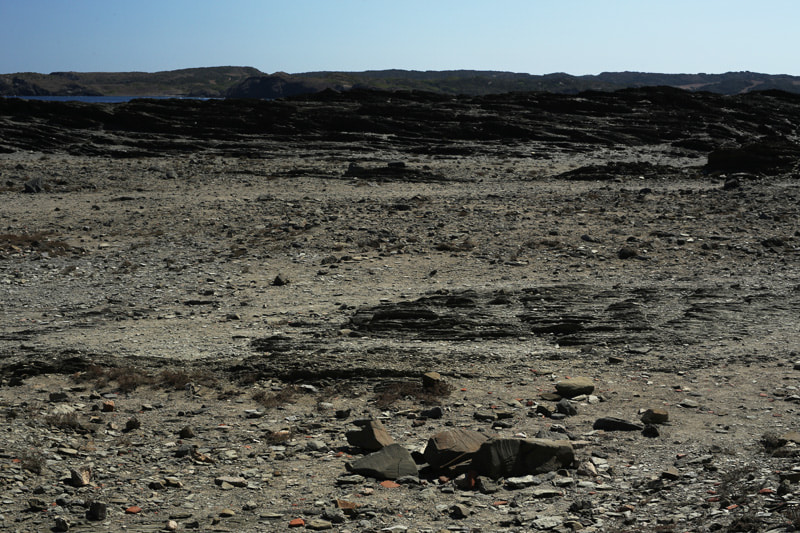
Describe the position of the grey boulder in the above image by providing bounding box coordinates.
[346,443,418,480]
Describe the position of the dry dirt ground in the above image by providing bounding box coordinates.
[1,91,800,532]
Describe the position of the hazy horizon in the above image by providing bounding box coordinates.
[2,0,799,76]
[5,66,798,77]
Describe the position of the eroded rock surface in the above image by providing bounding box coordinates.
[1,88,800,531]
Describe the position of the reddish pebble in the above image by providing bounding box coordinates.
[125,505,142,514]
[759,488,775,494]
[289,518,305,527]
[380,480,400,488]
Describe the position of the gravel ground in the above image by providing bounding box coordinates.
[1,90,800,531]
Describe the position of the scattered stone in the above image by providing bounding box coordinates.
[347,443,418,480]
[101,400,115,412]
[530,488,563,499]
[51,404,76,416]
[723,177,740,190]
[679,398,699,408]
[642,424,660,438]
[306,519,334,530]
[450,504,470,519]
[219,508,236,517]
[335,499,359,516]
[532,515,563,529]
[87,501,107,521]
[662,467,680,480]
[593,417,644,431]
[336,474,366,485]
[306,439,329,452]
[54,516,71,532]
[618,246,638,259]
[422,371,444,389]
[49,391,69,402]
[24,176,44,193]
[505,474,542,489]
[289,517,305,527]
[555,377,594,398]
[125,416,141,431]
[272,274,289,286]
[641,408,669,424]
[28,498,48,511]
[346,419,395,451]
[164,476,183,488]
[556,398,577,416]
[420,405,444,419]
[321,507,347,523]
[69,466,91,487]
[215,476,247,488]
[179,425,196,439]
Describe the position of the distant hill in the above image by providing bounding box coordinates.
[2,67,800,97]
[0,66,264,97]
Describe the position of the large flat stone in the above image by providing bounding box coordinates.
[472,438,574,479]
[346,444,418,480]
[423,428,489,469]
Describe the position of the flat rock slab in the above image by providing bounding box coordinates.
[472,438,574,479]
[593,417,644,431]
[424,428,489,469]
[347,443,418,480]
[555,377,595,398]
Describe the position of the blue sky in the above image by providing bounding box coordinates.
[1,0,798,75]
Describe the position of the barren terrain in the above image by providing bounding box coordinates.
[1,88,800,532]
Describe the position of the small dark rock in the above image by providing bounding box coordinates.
[556,398,577,416]
[723,177,740,190]
[593,417,644,431]
[420,406,444,419]
[24,176,44,193]
[642,424,660,438]
[86,501,107,521]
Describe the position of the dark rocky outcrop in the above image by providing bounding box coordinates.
[4,86,800,162]
[472,438,574,478]
[704,137,800,175]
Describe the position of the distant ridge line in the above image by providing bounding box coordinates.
[2,67,799,98]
